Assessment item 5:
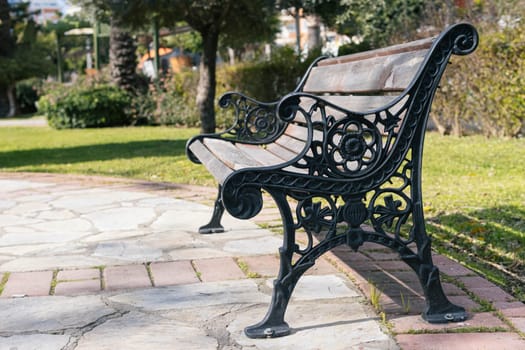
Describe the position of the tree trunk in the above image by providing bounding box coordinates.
[196,28,219,134]
[0,0,15,57]
[109,17,138,93]
[307,15,321,52]
[6,83,19,117]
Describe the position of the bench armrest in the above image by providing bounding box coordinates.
[215,92,286,143]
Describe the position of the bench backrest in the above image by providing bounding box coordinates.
[299,37,433,112]
[273,23,478,180]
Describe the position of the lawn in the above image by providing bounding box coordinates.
[0,125,523,299]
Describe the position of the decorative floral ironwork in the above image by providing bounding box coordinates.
[217,92,285,143]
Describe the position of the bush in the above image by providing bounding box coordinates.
[128,70,200,127]
[431,23,525,137]
[16,78,42,114]
[129,47,322,129]
[39,84,132,129]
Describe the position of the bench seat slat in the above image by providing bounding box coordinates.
[203,138,261,170]
[188,140,233,184]
[235,143,288,166]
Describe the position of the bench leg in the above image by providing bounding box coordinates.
[198,186,225,234]
[414,261,467,323]
[244,191,310,338]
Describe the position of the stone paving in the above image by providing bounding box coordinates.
[0,173,524,349]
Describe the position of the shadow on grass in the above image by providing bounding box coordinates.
[428,205,524,264]
[0,139,187,168]
[427,205,524,300]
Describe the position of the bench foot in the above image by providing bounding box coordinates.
[198,186,225,234]
[244,322,290,339]
[423,304,467,323]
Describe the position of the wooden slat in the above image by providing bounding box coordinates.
[274,134,307,155]
[266,142,302,162]
[317,37,433,66]
[283,123,309,139]
[302,49,427,94]
[203,138,260,170]
[188,140,233,184]
[235,143,287,167]
[321,95,397,112]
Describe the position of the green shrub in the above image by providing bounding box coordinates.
[431,23,525,137]
[39,84,132,129]
[16,78,42,114]
[217,46,321,102]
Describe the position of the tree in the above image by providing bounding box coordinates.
[336,0,427,47]
[73,0,278,132]
[72,1,141,93]
[180,1,279,133]
[0,0,53,117]
[276,0,347,53]
[118,0,278,133]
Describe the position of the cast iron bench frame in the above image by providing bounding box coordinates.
[186,23,478,338]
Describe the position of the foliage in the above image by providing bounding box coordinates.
[0,0,53,116]
[431,9,525,137]
[15,78,42,114]
[39,82,132,129]
[130,46,321,128]
[218,46,321,101]
[129,70,200,126]
[336,0,426,47]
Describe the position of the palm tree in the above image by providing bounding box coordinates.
[109,15,138,93]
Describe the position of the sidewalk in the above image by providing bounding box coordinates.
[0,173,524,349]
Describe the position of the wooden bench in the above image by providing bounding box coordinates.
[186,23,479,338]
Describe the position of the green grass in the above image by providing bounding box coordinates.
[0,126,215,185]
[0,126,523,299]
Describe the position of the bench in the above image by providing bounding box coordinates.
[186,23,478,338]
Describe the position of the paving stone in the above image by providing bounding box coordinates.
[150,261,200,286]
[469,286,516,303]
[29,218,93,232]
[395,332,525,350]
[193,257,245,282]
[57,268,100,281]
[0,179,53,193]
[109,280,269,311]
[1,270,53,297]
[240,255,280,277]
[448,295,482,311]
[223,236,282,255]
[290,274,361,300]
[0,255,105,272]
[437,262,475,277]
[508,317,525,333]
[495,301,525,317]
[54,279,102,296]
[304,257,340,275]
[390,312,509,334]
[0,214,42,227]
[0,231,90,246]
[83,207,156,231]
[168,247,233,260]
[0,295,116,333]
[459,275,499,290]
[442,282,466,296]
[230,300,399,350]
[93,241,162,262]
[76,311,217,350]
[0,334,70,350]
[104,264,152,291]
[5,201,51,215]
[50,190,153,213]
